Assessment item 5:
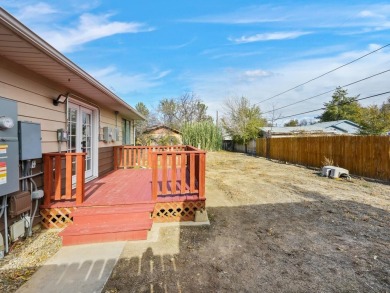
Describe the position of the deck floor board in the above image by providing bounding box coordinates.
[43,168,202,209]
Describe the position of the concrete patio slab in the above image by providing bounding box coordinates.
[16,241,126,293]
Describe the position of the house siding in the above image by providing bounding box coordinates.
[0,55,67,153]
[98,146,114,176]
[0,55,133,154]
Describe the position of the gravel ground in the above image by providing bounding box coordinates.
[0,227,62,292]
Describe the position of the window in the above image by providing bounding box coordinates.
[122,119,132,145]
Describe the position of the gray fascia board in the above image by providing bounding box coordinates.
[0,8,145,121]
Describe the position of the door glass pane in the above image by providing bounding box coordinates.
[68,104,94,179]
[67,108,77,153]
[122,119,126,144]
[126,121,130,145]
[81,111,92,173]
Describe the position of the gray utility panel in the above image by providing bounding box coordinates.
[18,121,42,160]
[0,97,19,197]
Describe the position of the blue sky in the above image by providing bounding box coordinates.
[2,0,390,123]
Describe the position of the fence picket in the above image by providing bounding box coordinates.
[257,136,390,181]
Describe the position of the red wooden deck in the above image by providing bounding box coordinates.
[42,168,201,209]
[42,146,206,245]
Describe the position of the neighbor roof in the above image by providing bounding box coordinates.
[144,125,182,134]
[0,8,144,121]
[261,120,361,135]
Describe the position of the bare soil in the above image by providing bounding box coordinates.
[104,151,390,293]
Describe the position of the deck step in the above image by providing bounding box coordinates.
[71,204,154,224]
[72,204,155,216]
[60,203,155,246]
[60,217,153,246]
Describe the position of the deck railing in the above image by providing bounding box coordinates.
[113,145,206,201]
[43,153,86,205]
[113,145,187,169]
[150,147,206,201]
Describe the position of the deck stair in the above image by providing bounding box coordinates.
[59,203,155,246]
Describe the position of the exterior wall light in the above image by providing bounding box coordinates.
[53,93,68,106]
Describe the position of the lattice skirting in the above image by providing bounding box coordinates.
[152,201,205,222]
[40,207,76,229]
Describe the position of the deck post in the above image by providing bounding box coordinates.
[199,153,206,198]
[190,153,195,193]
[162,153,167,195]
[43,154,52,206]
[180,153,186,194]
[54,155,62,201]
[151,153,158,200]
[76,153,86,204]
[65,155,72,199]
[171,153,177,194]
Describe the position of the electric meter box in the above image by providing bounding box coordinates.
[18,121,42,160]
[0,97,19,197]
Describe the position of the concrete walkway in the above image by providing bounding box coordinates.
[16,241,126,293]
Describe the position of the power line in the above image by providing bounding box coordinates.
[255,43,390,105]
[262,69,390,115]
[272,91,390,121]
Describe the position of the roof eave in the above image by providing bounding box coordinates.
[0,8,145,121]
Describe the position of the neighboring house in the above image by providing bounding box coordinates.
[260,120,361,137]
[142,125,182,145]
[0,8,206,249]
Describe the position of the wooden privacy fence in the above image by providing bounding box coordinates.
[256,136,390,181]
[43,152,86,205]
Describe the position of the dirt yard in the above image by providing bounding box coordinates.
[104,151,390,292]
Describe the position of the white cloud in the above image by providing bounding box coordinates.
[88,66,171,94]
[229,31,311,44]
[15,2,58,21]
[244,69,272,78]
[38,13,154,52]
[357,10,378,18]
[181,5,284,24]
[162,37,197,50]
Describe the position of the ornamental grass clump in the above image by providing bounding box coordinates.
[182,121,223,151]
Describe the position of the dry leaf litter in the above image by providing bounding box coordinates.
[0,227,62,292]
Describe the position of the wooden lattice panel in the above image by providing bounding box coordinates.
[153,201,205,222]
[40,207,76,229]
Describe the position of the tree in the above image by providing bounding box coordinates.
[317,87,363,123]
[135,102,159,145]
[284,119,299,127]
[134,102,150,137]
[222,97,267,149]
[359,98,390,135]
[157,92,212,129]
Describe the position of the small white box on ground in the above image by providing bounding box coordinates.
[330,167,349,178]
[322,166,334,177]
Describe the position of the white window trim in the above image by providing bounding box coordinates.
[67,98,99,181]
